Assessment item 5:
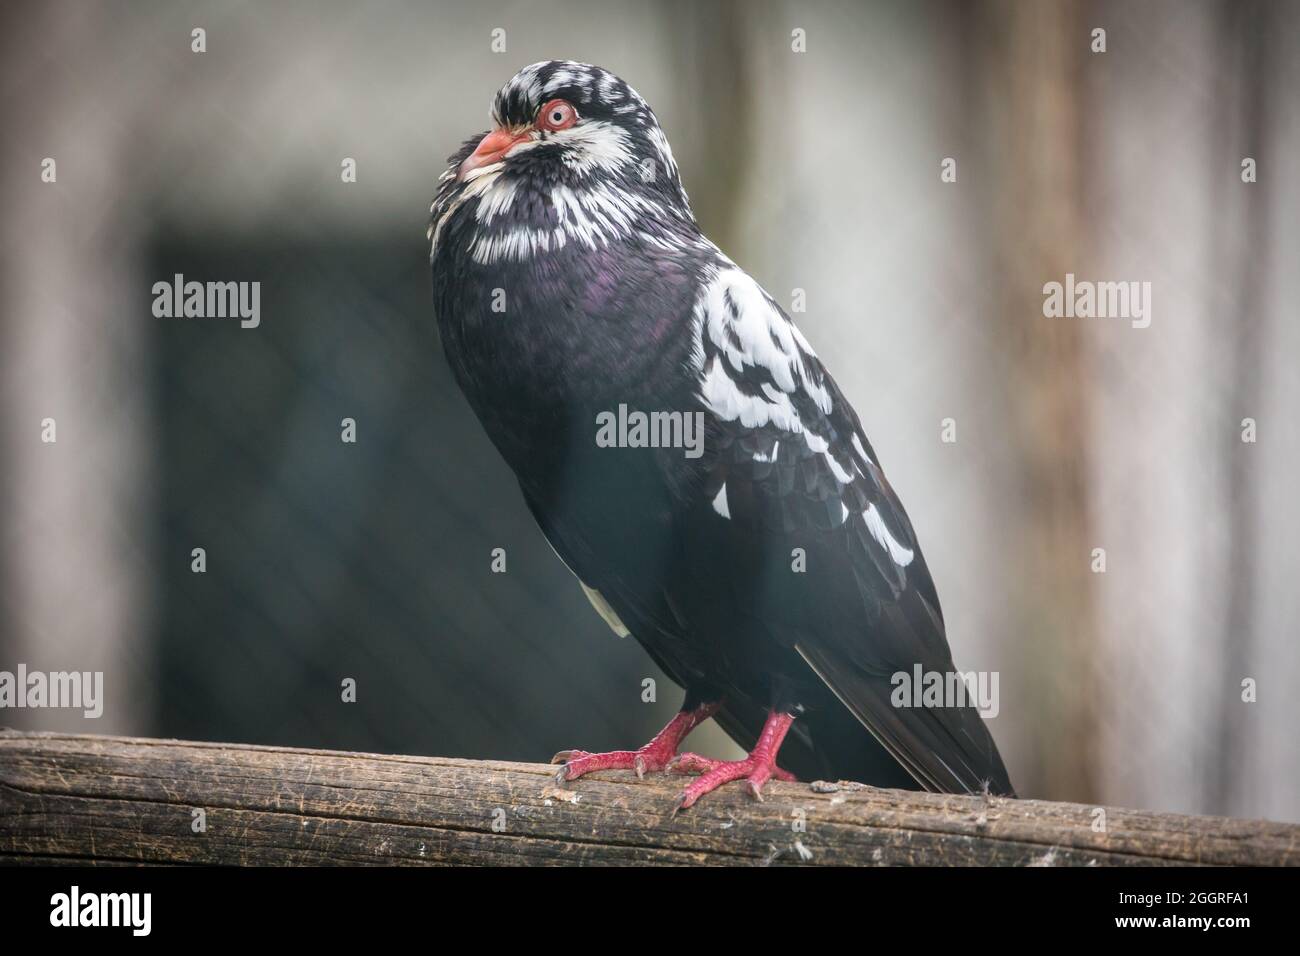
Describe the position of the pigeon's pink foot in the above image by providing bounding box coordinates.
[669,710,797,810]
[552,701,720,783]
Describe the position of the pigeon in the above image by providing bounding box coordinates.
[429,60,1014,808]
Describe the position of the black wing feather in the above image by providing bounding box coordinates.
[694,273,1015,796]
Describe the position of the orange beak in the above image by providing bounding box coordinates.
[458,127,532,180]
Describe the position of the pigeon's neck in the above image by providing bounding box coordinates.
[436,168,693,268]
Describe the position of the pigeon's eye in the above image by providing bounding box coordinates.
[536,99,578,131]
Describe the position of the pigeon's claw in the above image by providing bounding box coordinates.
[669,711,798,810]
[669,753,798,807]
[551,700,721,785]
[554,746,669,783]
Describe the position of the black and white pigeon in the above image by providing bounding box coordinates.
[429,61,1014,808]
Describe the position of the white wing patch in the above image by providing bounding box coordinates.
[693,265,850,480]
[863,504,915,566]
[697,267,830,411]
[712,483,731,519]
[826,454,854,484]
[535,526,631,638]
[851,433,874,466]
[700,355,802,432]
[579,581,631,638]
[692,262,916,569]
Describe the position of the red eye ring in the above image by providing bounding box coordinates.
[536,99,578,131]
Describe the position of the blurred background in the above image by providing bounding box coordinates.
[2,0,1297,824]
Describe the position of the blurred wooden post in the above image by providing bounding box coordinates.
[0,2,155,737]
[963,0,1100,803]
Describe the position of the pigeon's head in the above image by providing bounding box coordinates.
[466,61,687,199]
[430,61,695,263]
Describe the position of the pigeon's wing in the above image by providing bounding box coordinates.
[690,264,1014,796]
[520,483,714,697]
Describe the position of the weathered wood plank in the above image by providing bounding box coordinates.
[0,731,1294,866]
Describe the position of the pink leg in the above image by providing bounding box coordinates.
[670,710,799,810]
[552,700,721,783]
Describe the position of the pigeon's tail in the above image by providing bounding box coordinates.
[796,643,1017,797]
[709,655,1015,798]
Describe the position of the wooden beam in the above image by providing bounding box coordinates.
[0,731,1294,866]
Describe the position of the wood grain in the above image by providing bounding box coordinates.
[1,731,1294,866]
